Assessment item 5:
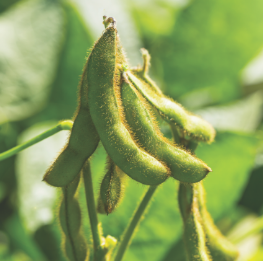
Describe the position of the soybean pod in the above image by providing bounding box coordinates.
[121,78,211,183]
[129,50,215,143]
[178,183,211,261]
[43,55,100,187]
[86,23,169,185]
[59,174,88,261]
[196,182,239,261]
[98,156,126,215]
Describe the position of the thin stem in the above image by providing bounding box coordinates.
[228,216,263,244]
[169,123,181,144]
[114,186,157,261]
[0,120,73,161]
[83,161,105,261]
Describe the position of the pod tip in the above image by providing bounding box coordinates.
[103,16,116,28]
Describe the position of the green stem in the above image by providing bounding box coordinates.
[114,186,157,261]
[83,161,105,261]
[0,120,73,161]
[228,216,263,244]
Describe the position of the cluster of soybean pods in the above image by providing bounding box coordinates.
[43,16,239,261]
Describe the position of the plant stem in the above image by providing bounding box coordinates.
[0,120,73,161]
[83,161,105,261]
[228,216,263,244]
[114,185,157,261]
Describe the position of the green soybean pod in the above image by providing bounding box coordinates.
[196,182,239,261]
[121,78,211,183]
[43,52,100,187]
[178,183,211,261]
[59,174,88,261]
[86,24,169,185]
[129,52,215,143]
[98,157,126,214]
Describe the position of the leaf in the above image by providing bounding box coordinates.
[199,132,258,218]
[0,0,65,124]
[40,0,94,121]
[248,247,263,261]
[141,0,263,103]
[3,212,47,261]
[73,0,143,65]
[33,224,67,261]
[0,0,20,14]
[239,166,263,214]
[195,91,263,132]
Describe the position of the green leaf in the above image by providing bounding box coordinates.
[199,131,258,218]
[3,213,47,261]
[248,247,263,261]
[142,0,263,103]
[0,0,20,14]
[33,224,67,261]
[43,0,94,121]
[0,0,64,124]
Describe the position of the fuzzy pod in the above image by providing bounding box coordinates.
[43,54,100,187]
[196,182,239,261]
[86,24,169,185]
[97,196,107,215]
[129,50,215,144]
[121,79,211,183]
[178,183,211,261]
[59,174,88,261]
[99,157,126,214]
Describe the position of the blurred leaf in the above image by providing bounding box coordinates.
[3,213,46,261]
[0,0,21,14]
[238,165,263,214]
[199,132,258,218]
[216,206,250,236]
[227,215,262,261]
[72,0,143,65]
[242,48,263,87]
[140,0,263,103]
[195,91,263,132]
[248,248,263,261]
[33,224,67,261]
[130,0,179,36]
[0,0,64,124]
[31,0,94,123]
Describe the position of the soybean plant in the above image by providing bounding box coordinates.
[0,16,240,261]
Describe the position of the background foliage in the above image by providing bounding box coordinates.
[0,0,263,260]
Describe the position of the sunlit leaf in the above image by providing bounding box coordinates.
[141,0,263,103]
[0,0,64,124]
